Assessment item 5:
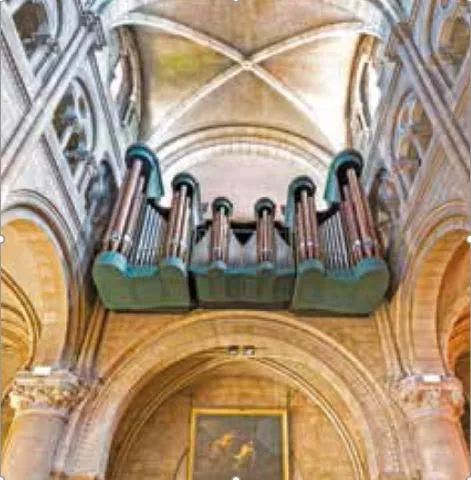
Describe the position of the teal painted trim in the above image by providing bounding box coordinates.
[92,251,191,310]
[254,197,276,216]
[292,256,389,314]
[191,261,295,307]
[285,176,317,229]
[324,149,363,204]
[212,197,234,216]
[125,143,164,201]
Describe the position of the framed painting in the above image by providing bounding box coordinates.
[188,408,289,480]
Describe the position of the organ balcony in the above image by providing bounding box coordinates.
[92,143,389,314]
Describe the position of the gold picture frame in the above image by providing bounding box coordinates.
[188,408,289,480]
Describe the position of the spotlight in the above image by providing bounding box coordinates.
[243,345,256,357]
[227,345,240,356]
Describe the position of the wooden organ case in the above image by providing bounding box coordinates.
[93,145,389,314]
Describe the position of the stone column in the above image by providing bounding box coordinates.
[1,370,86,480]
[398,375,469,480]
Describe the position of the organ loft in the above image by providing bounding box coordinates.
[0,1,469,480]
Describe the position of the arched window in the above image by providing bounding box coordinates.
[433,0,471,81]
[53,79,96,188]
[108,27,141,134]
[348,35,383,151]
[9,0,59,74]
[392,92,432,194]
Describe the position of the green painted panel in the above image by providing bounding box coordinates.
[92,251,191,310]
[191,261,295,308]
[291,257,389,314]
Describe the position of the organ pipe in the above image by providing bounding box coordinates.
[295,186,318,262]
[165,182,192,261]
[120,176,145,257]
[342,185,363,263]
[110,159,143,251]
[256,202,275,263]
[346,168,373,257]
[211,200,232,263]
[102,170,130,250]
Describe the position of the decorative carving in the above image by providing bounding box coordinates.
[397,375,464,420]
[8,370,88,415]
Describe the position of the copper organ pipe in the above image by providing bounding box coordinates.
[110,160,143,251]
[257,208,272,263]
[342,185,363,263]
[223,209,229,261]
[172,185,189,258]
[120,177,145,257]
[295,204,306,262]
[211,209,221,261]
[258,210,266,262]
[266,210,274,262]
[300,190,313,259]
[346,168,373,257]
[262,209,269,262]
[178,195,191,260]
[335,209,350,268]
[218,207,226,262]
[307,194,319,259]
[260,209,273,262]
[165,188,180,257]
[103,170,130,250]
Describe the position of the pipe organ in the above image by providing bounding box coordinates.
[93,145,389,314]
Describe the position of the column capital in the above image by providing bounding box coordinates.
[397,374,464,420]
[8,369,88,417]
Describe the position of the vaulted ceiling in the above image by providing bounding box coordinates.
[110,0,385,217]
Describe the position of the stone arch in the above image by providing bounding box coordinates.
[53,78,97,184]
[0,268,42,452]
[106,356,369,480]
[108,27,142,135]
[10,0,61,74]
[396,200,469,374]
[62,311,413,479]
[99,0,403,35]
[1,192,85,368]
[427,0,471,86]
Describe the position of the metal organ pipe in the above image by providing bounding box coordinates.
[120,176,145,257]
[211,204,230,262]
[110,159,143,251]
[102,170,130,250]
[165,183,191,260]
[342,185,363,263]
[295,187,318,262]
[256,204,274,263]
[346,168,373,257]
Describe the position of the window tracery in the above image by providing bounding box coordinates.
[392,92,432,194]
[108,27,141,136]
[348,36,383,151]
[9,0,60,74]
[431,0,470,83]
[53,79,96,188]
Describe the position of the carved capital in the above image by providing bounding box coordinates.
[9,370,88,416]
[397,375,464,420]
